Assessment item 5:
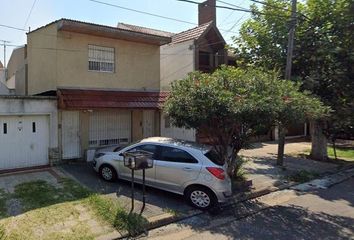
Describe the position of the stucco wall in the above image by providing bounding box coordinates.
[160,40,195,90]
[7,46,25,80]
[27,23,161,95]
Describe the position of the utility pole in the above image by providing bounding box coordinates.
[0,39,11,69]
[285,0,297,80]
[277,0,297,166]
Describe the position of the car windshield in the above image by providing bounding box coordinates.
[204,149,223,166]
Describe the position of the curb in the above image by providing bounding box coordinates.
[138,163,354,239]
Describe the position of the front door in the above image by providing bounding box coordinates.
[143,110,155,138]
[62,111,81,159]
[132,110,143,141]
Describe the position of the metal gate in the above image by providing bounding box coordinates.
[89,110,131,147]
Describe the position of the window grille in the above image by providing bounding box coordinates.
[88,45,115,72]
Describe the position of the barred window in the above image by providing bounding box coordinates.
[88,45,115,72]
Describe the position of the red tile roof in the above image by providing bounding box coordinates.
[171,21,213,44]
[116,21,214,44]
[58,89,169,110]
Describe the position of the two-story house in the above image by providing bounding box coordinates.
[117,0,228,142]
[7,18,170,162]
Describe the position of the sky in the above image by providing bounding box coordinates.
[0,0,255,66]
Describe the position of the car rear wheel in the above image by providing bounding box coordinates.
[100,165,117,181]
[185,186,217,210]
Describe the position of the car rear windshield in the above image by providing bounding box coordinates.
[204,150,223,166]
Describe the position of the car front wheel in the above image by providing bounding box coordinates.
[99,165,117,181]
[185,186,216,210]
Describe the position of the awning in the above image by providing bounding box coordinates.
[58,89,169,110]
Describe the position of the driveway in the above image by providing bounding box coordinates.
[59,163,194,219]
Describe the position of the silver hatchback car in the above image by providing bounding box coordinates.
[93,137,232,209]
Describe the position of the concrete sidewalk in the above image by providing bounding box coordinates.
[232,141,342,202]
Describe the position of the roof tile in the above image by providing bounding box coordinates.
[58,89,169,110]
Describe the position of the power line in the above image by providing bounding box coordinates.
[0,43,23,47]
[177,0,288,18]
[223,12,247,33]
[0,24,27,32]
[23,0,38,29]
[216,0,248,10]
[178,0,255,13]
[250,0,310,20]
[88,0,197,26]
[88,0,239,34]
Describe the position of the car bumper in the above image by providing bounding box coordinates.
[92,159,99,172]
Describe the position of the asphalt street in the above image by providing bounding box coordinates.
[142,177,354,240]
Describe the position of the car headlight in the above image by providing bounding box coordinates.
[95,152,106,158]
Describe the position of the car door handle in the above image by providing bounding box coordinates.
[183,167,193,171]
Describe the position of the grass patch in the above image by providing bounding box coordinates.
[0,224,5,240]
[301,146,354,161]
[327,146,354,160]
[285,170,320,183]
[1,202,96,240]
[86,194,147,236]
[3,178,148,238]
[163,208,179,216]
[0,189,8,219]
[13,179,91,211]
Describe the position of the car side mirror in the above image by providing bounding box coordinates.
[119,152,124,157]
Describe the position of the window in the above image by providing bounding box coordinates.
[160,146,198,163]
[3,123,7,134]
[88,45,115,72]
[129,144,159,159]
[204,149,223,166]
[32,122,36,133]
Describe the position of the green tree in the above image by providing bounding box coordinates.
[233,0,354,161]
[164,66,327,175]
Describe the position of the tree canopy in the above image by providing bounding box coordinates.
[233,0,354,159]
[164,66,328,174]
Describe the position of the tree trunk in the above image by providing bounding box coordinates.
[310,120,328,161]
[277,125,286,166]
[332,140,337,160]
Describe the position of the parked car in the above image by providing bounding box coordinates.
[93,137,232,209]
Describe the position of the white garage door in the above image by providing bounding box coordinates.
[89,110,131,147]
[0,115,49,170]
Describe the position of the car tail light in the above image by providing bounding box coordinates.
[206,167,225,180]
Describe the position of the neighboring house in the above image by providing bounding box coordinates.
[118,0,228,142]
[5,46,26,93]
[6,18,171,164]
[0,61,12,95]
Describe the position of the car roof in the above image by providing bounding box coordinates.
[139,137,211,152]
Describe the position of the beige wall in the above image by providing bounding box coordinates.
[27,23,161,95]
[160,39,195,90]
[6,46,26,93]
[7,46,25,80]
